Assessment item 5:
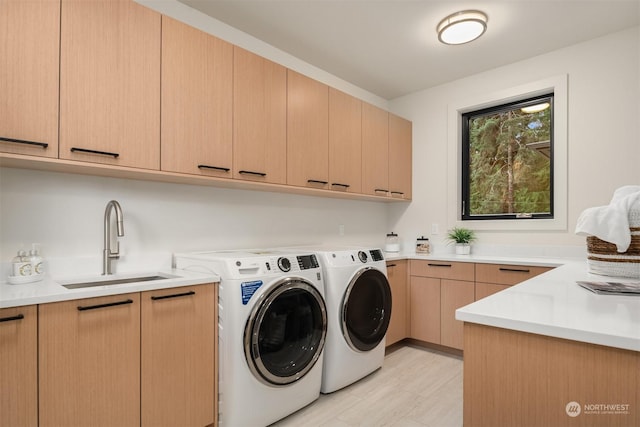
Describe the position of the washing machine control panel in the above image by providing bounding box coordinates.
[277,257,291,272]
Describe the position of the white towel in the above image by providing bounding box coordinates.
[575,185,640,252]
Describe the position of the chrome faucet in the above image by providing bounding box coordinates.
[103,200,124,275]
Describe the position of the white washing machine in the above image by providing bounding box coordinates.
[309,247,392,394]
[174,250,327,427]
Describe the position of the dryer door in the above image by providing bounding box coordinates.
[244,278,327,386]
[342,267,392,352]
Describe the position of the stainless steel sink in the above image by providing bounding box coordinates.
[61,274,176,289]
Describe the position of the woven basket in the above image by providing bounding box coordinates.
[586,210,640,278]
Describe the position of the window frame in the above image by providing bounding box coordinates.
[446,74,568,232]
[461,93,555,221]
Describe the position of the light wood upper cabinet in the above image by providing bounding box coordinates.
[329,88,362,193]
[59,0,160,169]
[386,260,408,346]
[141,284,216,427]
[287,70,329,188]
[0,305,38,427]
[362,102,389,196]
[0,0,59,158]
[39,294,141,427]
[389,113,412,200]
[233,47,286,184]
[162,16,233,178]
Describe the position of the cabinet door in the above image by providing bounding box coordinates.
[475,282,511,300]
[388,113,412,200]
[39,294,141,427]
[0,0,59,158]
[141,284,216,427]
[386,260,407,346]
[475,263,552,285]
[440,279,475,350]
[233,47,286,184]
[60,0,160,169]
[162,16,233,177]
[0,305,37,427]
[362,102,389,196]
[329,88,362,193]
[287,70,329,188]
[409,276,441,343]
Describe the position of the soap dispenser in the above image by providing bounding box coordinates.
[29,244,43,276]
[12,250,32,277]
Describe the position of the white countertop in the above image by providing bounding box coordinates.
[0,269,219,309]
[456,261,640,352]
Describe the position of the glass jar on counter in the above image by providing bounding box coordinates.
[385,232,400,253]
[416,236,431,254]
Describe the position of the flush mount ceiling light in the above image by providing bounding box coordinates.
[437,10,488,45]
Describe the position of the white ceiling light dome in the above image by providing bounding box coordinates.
[437,10,488,45]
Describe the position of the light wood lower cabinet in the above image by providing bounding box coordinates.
[475,263,553,300]
[141,284,216,427]
[0,305,38,427]
[464,323,640,427]
[386,260,408,346]
[39,293,141,427]
[409,260,475,350]
[38,283,217,427]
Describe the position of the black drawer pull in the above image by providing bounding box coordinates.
[239,170,267,177]
[390,191,404,195]
[428,263,452,268]
[151,291,195,301]
[77,299,133,311]
[331,183,350,188]
[374,188,389,193]
[499,267,531,273]
[387,263,397,267]
[307,179,328,185]
[198,164,230,172]
[70,147,119,158]
[0,313,24,323]
[1,136,48,149]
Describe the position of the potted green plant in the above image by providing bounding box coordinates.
[446,227,476,255]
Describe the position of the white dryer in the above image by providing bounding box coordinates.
[312,247,392,394]
[174,250,327,427]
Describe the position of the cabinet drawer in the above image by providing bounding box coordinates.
[409,260,474,281]
[475,263,552,286]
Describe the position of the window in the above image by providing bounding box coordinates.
[461,93,554,220]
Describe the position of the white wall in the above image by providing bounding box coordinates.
[388,26,640,255]
[0,168,388,275]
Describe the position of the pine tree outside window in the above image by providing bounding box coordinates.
[461,94,554,220]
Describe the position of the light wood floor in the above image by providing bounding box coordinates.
[272,344,463,427]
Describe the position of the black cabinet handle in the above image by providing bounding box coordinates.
[198,164,230,172]
[150,291,195,301]
[239,170,267,177]
[77,299,133,311]
[387,263,397,268]
[307,179,328,185]
[0,136,48,149]
[499,267,531,273]
[0,313,24,323]
[70,147,119,158]
[390,191,404,196]
[428,263,452,268]
[331,183,350,188]
[374,188,389,193]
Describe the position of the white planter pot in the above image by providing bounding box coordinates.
[455,243,471,255]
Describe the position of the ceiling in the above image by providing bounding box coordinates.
[178,1,640,100]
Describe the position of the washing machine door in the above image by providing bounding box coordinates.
[244,277,327,386]
[342,267,392,352]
